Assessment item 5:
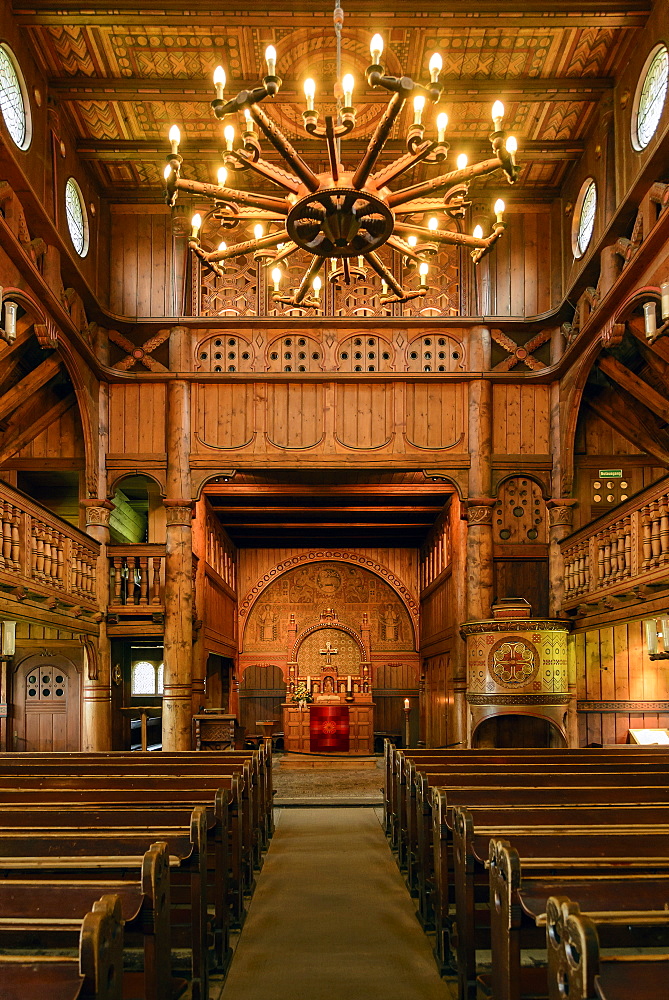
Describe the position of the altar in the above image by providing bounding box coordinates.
[282,701,375,754]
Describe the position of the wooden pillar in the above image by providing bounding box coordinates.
[80,499,114,750]
[163,326,193,751]
[546,500,578,617]
[449,495,468,748]
[191,498,207,718]
[466,325,495,622]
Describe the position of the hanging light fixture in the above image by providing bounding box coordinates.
[164,1,519,310]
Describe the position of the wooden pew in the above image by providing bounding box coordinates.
[546,896,669,1000]
[0,806,209,1000]
[0,843,176,1000]
[0,893,124,1000]
[454,817,669,1000]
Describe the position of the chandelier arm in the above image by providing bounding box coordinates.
[352,91,406,191]
[394,221,499,249]
[230,150,302,194]
[292,256,326,306]
[387,156,506,209]
[386,234,425,264]
[365,251,407,299]
[175,176,289,215]
[265,241,299,266]
[249,104,321,193]
[188,240,226,278]
[371,141,437,190]
[203,229,289,263]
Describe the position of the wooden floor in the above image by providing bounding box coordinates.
[219,807,457,1000]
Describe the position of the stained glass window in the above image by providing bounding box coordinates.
[65,178,89,257]
[633,45,669,151]
[574,179,597,259]
[131,660,157,696]
[0,45,30,150]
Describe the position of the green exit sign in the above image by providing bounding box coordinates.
[599,469,623,478]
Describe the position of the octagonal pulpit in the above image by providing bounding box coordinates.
[310,705,350,752]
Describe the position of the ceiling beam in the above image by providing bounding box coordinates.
[203,484,452,496]
[0,355,61,424]
[627,316,669,365]
[0,393,76,466]
[51,76,613,104]
[584,395,669,467]
[78,138,583,162]
[598,354,669,423]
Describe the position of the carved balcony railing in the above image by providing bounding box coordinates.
[108,544,166,611]
[561,477,669,610]
[0,482,99,616]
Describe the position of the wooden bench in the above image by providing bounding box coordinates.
[0,892,124,1000]
[546,895,669,1000]
[0,842,177,1000]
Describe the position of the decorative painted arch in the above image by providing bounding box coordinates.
[292,620,367,662]
[559,283,661,496]
[239,550,419,643]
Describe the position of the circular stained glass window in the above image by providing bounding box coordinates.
[0,44,31,150]
[65,177,89,257]
[572,178,597,259]
[632,44,669,151]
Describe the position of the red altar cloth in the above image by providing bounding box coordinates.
[309,705,350,752]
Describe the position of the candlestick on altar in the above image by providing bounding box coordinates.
[347,675,352,693]
[306,675,311,693]
[403,698,411,748]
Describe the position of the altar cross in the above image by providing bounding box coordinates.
[320,641,338,665]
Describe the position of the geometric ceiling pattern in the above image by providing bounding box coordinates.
[18,3,644,197]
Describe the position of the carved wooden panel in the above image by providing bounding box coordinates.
[109,384,166,454]
[492,384,551,455]
[265,383,324,451]
[405,383,466,451]
[334,384,394,452]
[195,383,257,451]
[494,478,547,544]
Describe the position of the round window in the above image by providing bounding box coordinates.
[632,44,669,151]
[65,178,89,257]
[0,44,31,150]
[572,178,597,259]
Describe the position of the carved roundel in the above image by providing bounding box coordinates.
[286,187,394,258]
[487,638,539,688]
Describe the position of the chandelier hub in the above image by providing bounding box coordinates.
[286,180,394,258]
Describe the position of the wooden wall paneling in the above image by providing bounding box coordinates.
[613,623,630,745]
[109,384,166,455]
[196,383,258,452]
[405,383,465,451]
[510,216,526,316]
[585,629,602,745]
[599,626,616,746]
[506,385,521,454]
[266,383,324,451]
[17,404,85,459]
[523,213,538,316]
[334,383,392,451]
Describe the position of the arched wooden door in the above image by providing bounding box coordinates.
[238,664,286,736]
[12,653,81,751]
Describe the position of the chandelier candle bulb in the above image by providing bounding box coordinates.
[217,166,227,186]
[381,279,388,294]
[303,78,316,112]
[254,223,264,240]
[168,124,180,155]
[419,261,429,285]
[457,153,468,170]
[312,275,322,299]
[506,135,518,165]
[407,234,418,248]
[224,124,235,151]
[429,52,442,83]
[494,198,505,223]
[492,100,505,130]
[265,45,277,77]
[213,65,226,101]
[473,224,484,240]
[644,300,658,338]
[358,256,364,268]
[342,73,354,107]
[428,216,438,232]
[217,241,227,253]
[190,213,202,239]
[271,267,282,291]
[370,33,384,64]
[437,112,448,143]
[661,281,669,321]
[404,698,410,710]
[163,164,172,180]
[413,94,425,126]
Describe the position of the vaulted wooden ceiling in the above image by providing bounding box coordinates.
[203,469,454,547]
[17,0,647,200]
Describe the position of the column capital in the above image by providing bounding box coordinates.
[464,497,497,525]
[80,498,114,527]
[163,498,195,526]
[546,498,578,528]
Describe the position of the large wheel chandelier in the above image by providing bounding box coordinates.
[164,2,519,311]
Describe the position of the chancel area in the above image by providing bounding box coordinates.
[0,0,668,997]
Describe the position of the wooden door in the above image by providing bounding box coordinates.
[238,664,286,736]
[12,652,82,751]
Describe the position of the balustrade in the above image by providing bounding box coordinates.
[561,478,669,606]
[0,482,98,609]
[108,545,166,607]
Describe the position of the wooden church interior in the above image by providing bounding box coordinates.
[0,0,669,997]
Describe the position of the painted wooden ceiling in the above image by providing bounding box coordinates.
[17,0,646,198]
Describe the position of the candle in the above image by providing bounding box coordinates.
[644,300,657,339]
[404,698,410,710]
[661,281,669,321]
[306,675,311,692]
[347,675,352,693]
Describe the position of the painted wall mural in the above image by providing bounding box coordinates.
[242,560,415,653]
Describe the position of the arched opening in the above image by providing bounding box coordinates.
[109,474,165,544]
[473,714,566,749]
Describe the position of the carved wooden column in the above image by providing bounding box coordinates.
[163,326,193,751]
[465,499,497,622]
[450,495,468,747]
[191,498,207,717]
[546,499,578,617]
[466,325,494,623]
[80,499,114,750]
